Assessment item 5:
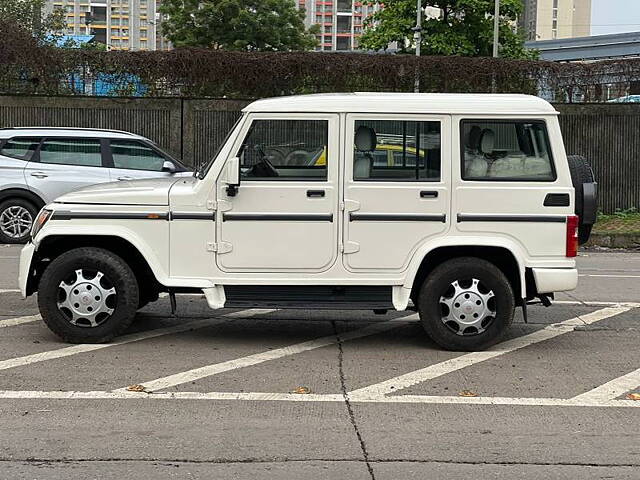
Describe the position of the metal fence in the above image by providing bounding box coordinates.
[0,95,637,213]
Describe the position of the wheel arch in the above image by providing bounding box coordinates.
[30,234,164,298]
[406,242,526,305]
[0,188,46,210]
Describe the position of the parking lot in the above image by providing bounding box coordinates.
[0,244,639,479]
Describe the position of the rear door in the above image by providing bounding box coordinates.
[0,137,39,188]
[454,117,572,258]
[216,114,339,272]
[343,114,451,272]
[24,137,110,203]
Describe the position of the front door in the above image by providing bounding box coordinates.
[343,114,451,272]
[216,114,339,272]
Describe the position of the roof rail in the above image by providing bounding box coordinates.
[0,127,139,136]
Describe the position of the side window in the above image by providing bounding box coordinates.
[111,140,166,171]
[39,139,102,167]
[0,137,40,160]
[238,119,328,180]
[353,120,441,181]
[461,120,556,181]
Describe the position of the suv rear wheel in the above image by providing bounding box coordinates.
[0,198,38,244]
[418,257,515,351]
[38,247,139,343]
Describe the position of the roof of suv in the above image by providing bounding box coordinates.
[244,93,558,115]
[0,127,148,140]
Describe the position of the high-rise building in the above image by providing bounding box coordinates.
[45,0,171,51]
[521,0,592,41]
[297,0,381,51]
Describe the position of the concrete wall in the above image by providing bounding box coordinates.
[0,96,637,213]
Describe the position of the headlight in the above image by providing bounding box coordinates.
[31,209,52,239]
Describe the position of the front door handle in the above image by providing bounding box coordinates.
[30,171,48,179]
[307,190,325,198]
[117,176,134,181]
[420,191,438,198]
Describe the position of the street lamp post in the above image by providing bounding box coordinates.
[413,0,422,92]
[493,0,500,58]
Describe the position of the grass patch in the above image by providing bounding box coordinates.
[594,209,640,235]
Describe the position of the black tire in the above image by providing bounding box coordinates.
[567,155,595,244]
[0,198,38,244]
[417,257,515,352]
[38,247,139,343]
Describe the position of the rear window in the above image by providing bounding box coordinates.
[0,137,40,161]
[461,120,556,181]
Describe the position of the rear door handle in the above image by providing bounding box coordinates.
[30,171,48,179]
[307,190,325,198]
[117,176,134,181]
[420,191,438,198]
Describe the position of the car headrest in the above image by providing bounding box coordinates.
[355,126,377,152]
[480,129,495,155]
[466,126,482,150]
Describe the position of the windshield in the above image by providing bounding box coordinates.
[196,115,244,180]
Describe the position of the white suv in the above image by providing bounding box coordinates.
[0,128,190,244]
[19,94,597,351]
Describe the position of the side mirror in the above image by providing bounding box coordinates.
[223,157,240,197]
[162,160,176,173]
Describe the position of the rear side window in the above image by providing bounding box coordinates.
[461,120,556,181]
[353,120,441,181]
[39,139,102,167]
[111,140,166,171]
[0,137,40,160]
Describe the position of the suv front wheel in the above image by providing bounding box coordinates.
[38,248,139,343]
[0,198,38,244]
[418,257,515,351]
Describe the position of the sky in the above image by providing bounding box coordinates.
[591,0,640,36]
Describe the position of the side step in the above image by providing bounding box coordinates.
[223,285,394,310]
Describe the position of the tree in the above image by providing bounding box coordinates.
[359,0,537,59]
[0,0,64,42]
[159,0,319,51]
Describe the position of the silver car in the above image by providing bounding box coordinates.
[0,127,190,244]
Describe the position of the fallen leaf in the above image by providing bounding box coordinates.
[458,390,479,397]
[126,384,146,393]
[291,386,311,395]
[626,393,640,401]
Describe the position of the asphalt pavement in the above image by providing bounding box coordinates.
[0,245,639,479]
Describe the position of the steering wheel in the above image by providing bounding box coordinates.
[246,144,279,177]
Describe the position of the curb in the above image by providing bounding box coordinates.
[587,233,640,249]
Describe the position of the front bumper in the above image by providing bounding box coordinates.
[532,268,578,294]
[19,242,36,298]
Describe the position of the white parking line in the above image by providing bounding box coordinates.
[0,315,40,328]
[572,367,640,403]
[122,320,399,392]
[348,305,634,400]
[580,274,640,279]
[0,289,20,294]
[0,390,637,408]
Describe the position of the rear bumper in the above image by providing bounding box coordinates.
[19,242,35,298]
[532,267,578,294]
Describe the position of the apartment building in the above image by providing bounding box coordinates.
[521,0,592,41]
[46,0,170,51]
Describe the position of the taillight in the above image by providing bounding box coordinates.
[566,215,579,257]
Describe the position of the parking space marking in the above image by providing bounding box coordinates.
[0,317,231,371]
[0,314,40,328]
[348,305,634,400]
[0,390,637,408]
[572,367,640,403]
[580,274,640,279]
[0,289,20,294]
[122,320,400,392]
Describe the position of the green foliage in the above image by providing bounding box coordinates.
[159,0,318,52]
[360,0,538,59]
[0,0,64,42]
